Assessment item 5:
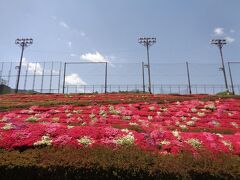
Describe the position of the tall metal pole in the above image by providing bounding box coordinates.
[219,46,229,92]
[15,45,24,93]
[228,62,235,95]
[142,62,145,93]
[146,44,152,94]
[104,62,108,94]
[62,62,66,94]
[211,39,229,92]
[138,37,156,94]
[186,61,192,94]
[15,38,33,93]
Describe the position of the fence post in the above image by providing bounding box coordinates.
[49,62,53,93]
[58,62,62,94]
[32,62,37,91]
[0,62,4,82]
[24,63,29,90]
[104,62,108,94]
[62,62,66,94]
[7,62,12,86]
[40,62,45,93]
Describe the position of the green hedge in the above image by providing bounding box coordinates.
[0,146,239,180]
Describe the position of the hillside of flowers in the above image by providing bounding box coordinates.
[1,95,240,154]
[0,93,240,179]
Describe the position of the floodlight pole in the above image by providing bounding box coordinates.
[142,62,145,93]
[228,62,235,95]
[211,39,229,92]
[15,38,33,93]
[186,61,192,94]
[138,37,156,94]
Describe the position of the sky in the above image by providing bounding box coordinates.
[0,0,240,93]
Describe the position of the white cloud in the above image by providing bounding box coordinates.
[67,41,72,48]
[70,53,77,57]
[225,36,235,43]
[51,16,57,21]
[80,51,108,63]
[214,27,224,36]
[59,21,69,29]
[230,29,235,33]
[22,58,43,75]
[80,32,86,37]
[65,73,87,85]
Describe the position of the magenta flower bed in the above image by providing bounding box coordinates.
[0,98,240,155]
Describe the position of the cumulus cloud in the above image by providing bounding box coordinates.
[214,27,224,36]
[59,21,69,29]
[80,32,86,37]
[65,73,87,85]
[67,41,72,48]
[70,53,77,57]
[51,16,57,21]
[225,36,235,43]
[80,51,108,63]
[22,58,43,75]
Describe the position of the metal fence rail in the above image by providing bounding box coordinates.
[64,84,240,95]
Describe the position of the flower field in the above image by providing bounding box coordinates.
[0,93,240,179]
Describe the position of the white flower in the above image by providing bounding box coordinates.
[25,116,40,122]
[222,140,233,151]
[204,104,216,110]
[172,130,181,140]
[149,106,155,111]
[179,124,188,130]
[122,116,131,120]
[191,117,199,121]
[159,140,170,146]
[147,116,153,121]
[129,122,138,126]
[191,108,197,113]
[181,116,187,121]
[115,133,135,146]
[197,112,205,117]
[230,122,239,128]
[211,120,220,127]
[77,136,94,147]
[186,121,195,126]
[186,138,202,149]
[2,123,13,130]
[34,135,52,146]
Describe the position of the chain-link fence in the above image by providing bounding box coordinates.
[0,61,239,94]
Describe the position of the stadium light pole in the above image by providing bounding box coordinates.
[210,39,229,92]
[138,37,156,94]
[15,38,33,93]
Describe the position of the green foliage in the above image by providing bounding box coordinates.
[0,146,239,180]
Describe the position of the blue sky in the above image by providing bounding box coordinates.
[0,0,240,93]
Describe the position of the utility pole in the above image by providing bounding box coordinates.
[210,39,229,92]
[15,38,33,93]
[138,37,156,94]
